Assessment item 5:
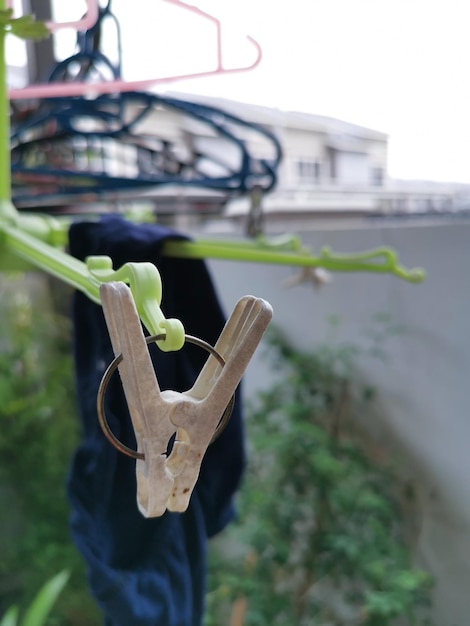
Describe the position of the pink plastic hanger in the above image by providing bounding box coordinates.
[8,0,262,101]
[45,0,99,33]
[6,0,99,32]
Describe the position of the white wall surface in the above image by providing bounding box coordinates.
[203,217,470,626]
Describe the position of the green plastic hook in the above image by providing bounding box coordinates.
[87,256,185,351]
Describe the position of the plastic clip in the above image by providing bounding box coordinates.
[99,281,272,517]
[87,256,184,350]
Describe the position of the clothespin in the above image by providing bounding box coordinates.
[245,185,265,238]
[99,281,272,517]
[283,266,332,289]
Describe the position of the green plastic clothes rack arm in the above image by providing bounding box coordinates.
[0,6,425,318]
[162,237,425,282]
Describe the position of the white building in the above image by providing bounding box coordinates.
[164,93,461,228]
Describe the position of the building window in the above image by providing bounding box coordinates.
[296,159,321,183]
[371,167,384,186]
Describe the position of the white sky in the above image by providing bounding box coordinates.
[18,0,470,183]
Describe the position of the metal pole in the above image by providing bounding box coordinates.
[22,0,55,83]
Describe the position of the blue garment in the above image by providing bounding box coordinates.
[67,215,245,626]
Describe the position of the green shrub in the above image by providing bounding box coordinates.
[0,275,99,625]
[206,326,433,626]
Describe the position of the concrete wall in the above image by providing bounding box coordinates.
[203,217,470,626]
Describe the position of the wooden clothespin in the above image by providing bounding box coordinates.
[99,281,272,517]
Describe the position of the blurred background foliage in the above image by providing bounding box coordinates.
[0,274,99,625]
[205,327,433,626]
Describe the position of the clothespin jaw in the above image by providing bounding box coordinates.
[100,282,181,516]
[165,295,273,512]
[164,294,272,513]
[99,282,272,517]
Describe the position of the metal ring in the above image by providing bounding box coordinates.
[97,333,235,460]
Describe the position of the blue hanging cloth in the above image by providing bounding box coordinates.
[67,215,245,626]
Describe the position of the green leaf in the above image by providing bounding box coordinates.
[365,590,405,617]
[21,570,69,626]
[393,569,432,591]
[0,605,19,626]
